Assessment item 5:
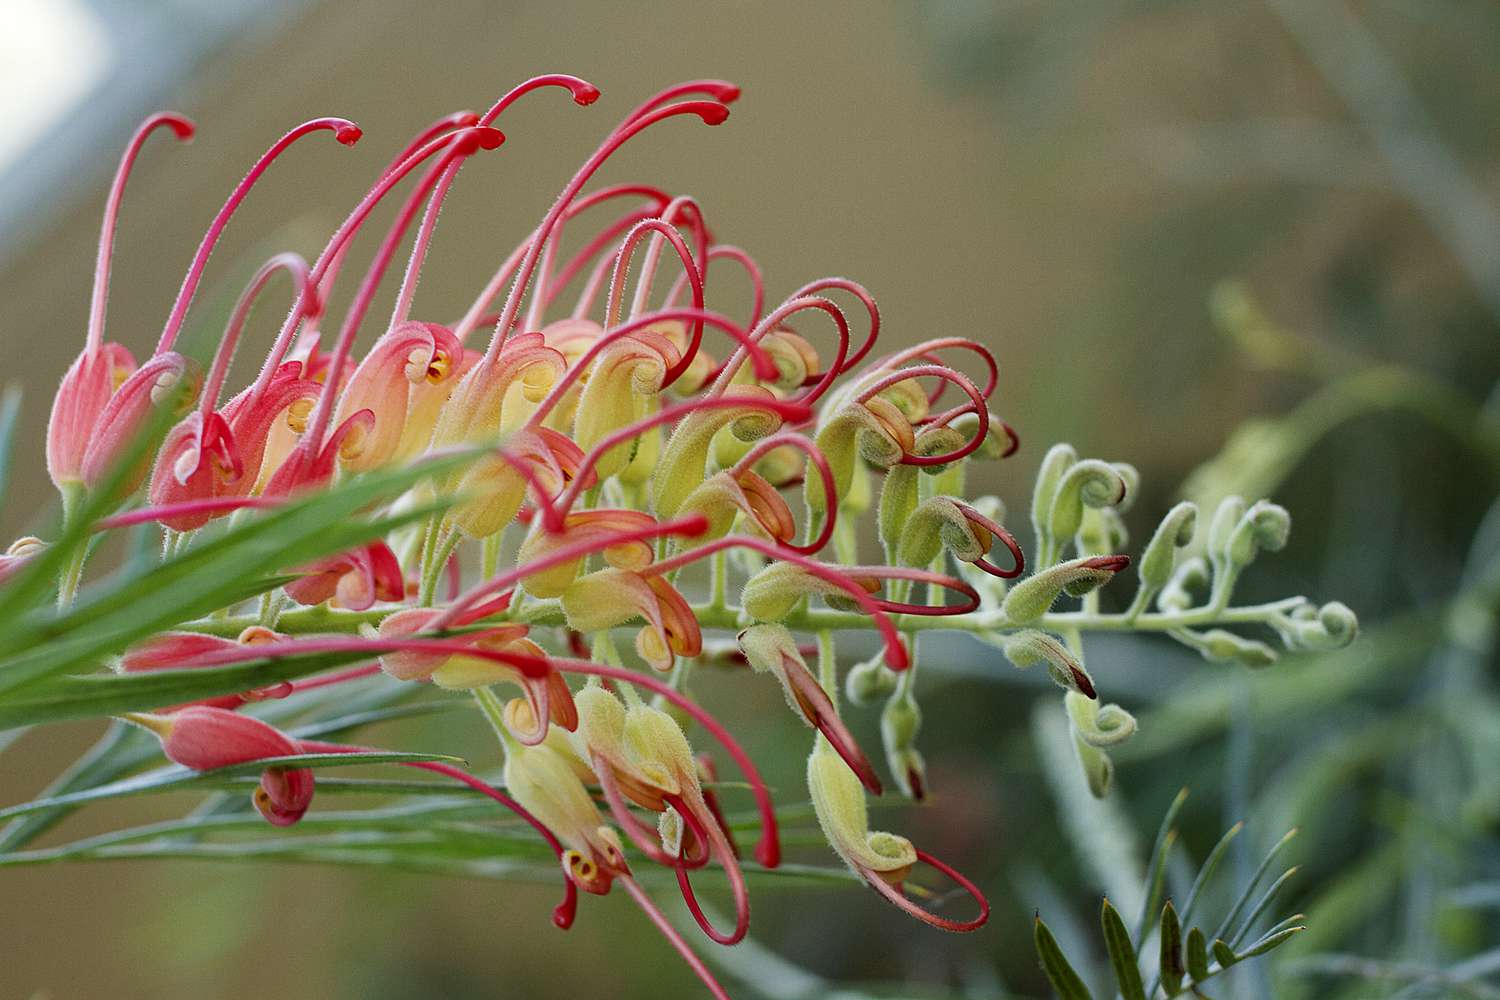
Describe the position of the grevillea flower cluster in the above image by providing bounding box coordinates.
[10,75,1357,997]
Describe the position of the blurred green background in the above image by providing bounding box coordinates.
[1,1,1497,997]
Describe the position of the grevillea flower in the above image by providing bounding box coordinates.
[16,76,1215,1000]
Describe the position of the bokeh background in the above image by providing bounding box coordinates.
[1,1,1497,998]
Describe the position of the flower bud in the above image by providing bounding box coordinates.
[133,706,313,826]
[1190,628,1279,668]
[1030,444,1077,551]
[284,540,404,611]
[877,464,919,563]
[1158,555,1209,612]
[881,688,926,800]
[1001,556,1130,625]
[1047,459,1131,543]
[1288,600,1359,650]
[502,737,625,894]
[48,344,137,488]
[1072,728,1114,798]
[561,569,701,670]
[807,397,912,516]
[654,386,785,518]
[998,629,1097,698]
[845,652,898,706]
[738,624,881,792]
[1138,501,1198,591]
[334,321,464,473]
[807,741,916,883]
[1064,690,1136,748]
[742,562,879,622]
[1206,495,1247,574]
[0,536,46,584]
[1226,499,1291,568]
[572,332,677,479]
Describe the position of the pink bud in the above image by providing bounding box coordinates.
[47,344,136,488]
[147,706,313,827]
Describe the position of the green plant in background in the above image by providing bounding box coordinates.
[1033,790,1304,1000]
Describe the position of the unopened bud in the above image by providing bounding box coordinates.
[1002,556,1129,625]
[999,630,1097,698]
[881,689,925,800]
[1226,499,1291,568]
[1064,690,1136,748]
[1047,459,1131,543]
[1138,501,1198,591]
[1158,555,1209,612]
[845,653,898,705]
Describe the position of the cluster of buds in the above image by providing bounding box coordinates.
[23,74,1355,997]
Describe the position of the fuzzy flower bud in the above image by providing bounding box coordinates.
[1138,501,1199,591]
[999,629,1097,698]
[880,687,926,800]
[1001,556,1130,625]
[738,624,881,792]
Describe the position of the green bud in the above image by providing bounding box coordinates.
[1226,499,1291,568]
[1077,506,1128,557]
[1138,501,1199,591]
[1003,556,1130,625]
[1064,690,1137,748]
[1158,555,1209,612]
[912,424,967,475]
[1000,629,1097,698]
[654,387,782,518]
[845,653,898,706]
[1207,495,1247,574]
[878,464,920,563]
[949,409,1011,460]
[1073,730,1114,798]
[1030,444,1078,555]
[1048,459,1131,543]
[881,689,926,799]
[1193,628,1279,668]
[1289,600,1359,650]
[742,563,873,621]
[897,496,985,569]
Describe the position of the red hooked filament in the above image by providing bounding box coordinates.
[89,112,195,354]
[155,117,361,354]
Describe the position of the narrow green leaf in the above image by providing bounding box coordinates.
[1238,924,1305,959]
[1035,916,1095,1000]
[0,751,466,821]
[1229,866,1301,949]
[1159,899,1185,995]
[1181,820,1243,929]
[0,452,472,689]
[1213,826,1298,942]
[1186,927,1210,982]
[1135,786,1188,948]
[0,503,435,698]
[1212,938,1238,969]
[0,647,380,729]
[1101,898,1146,1000]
